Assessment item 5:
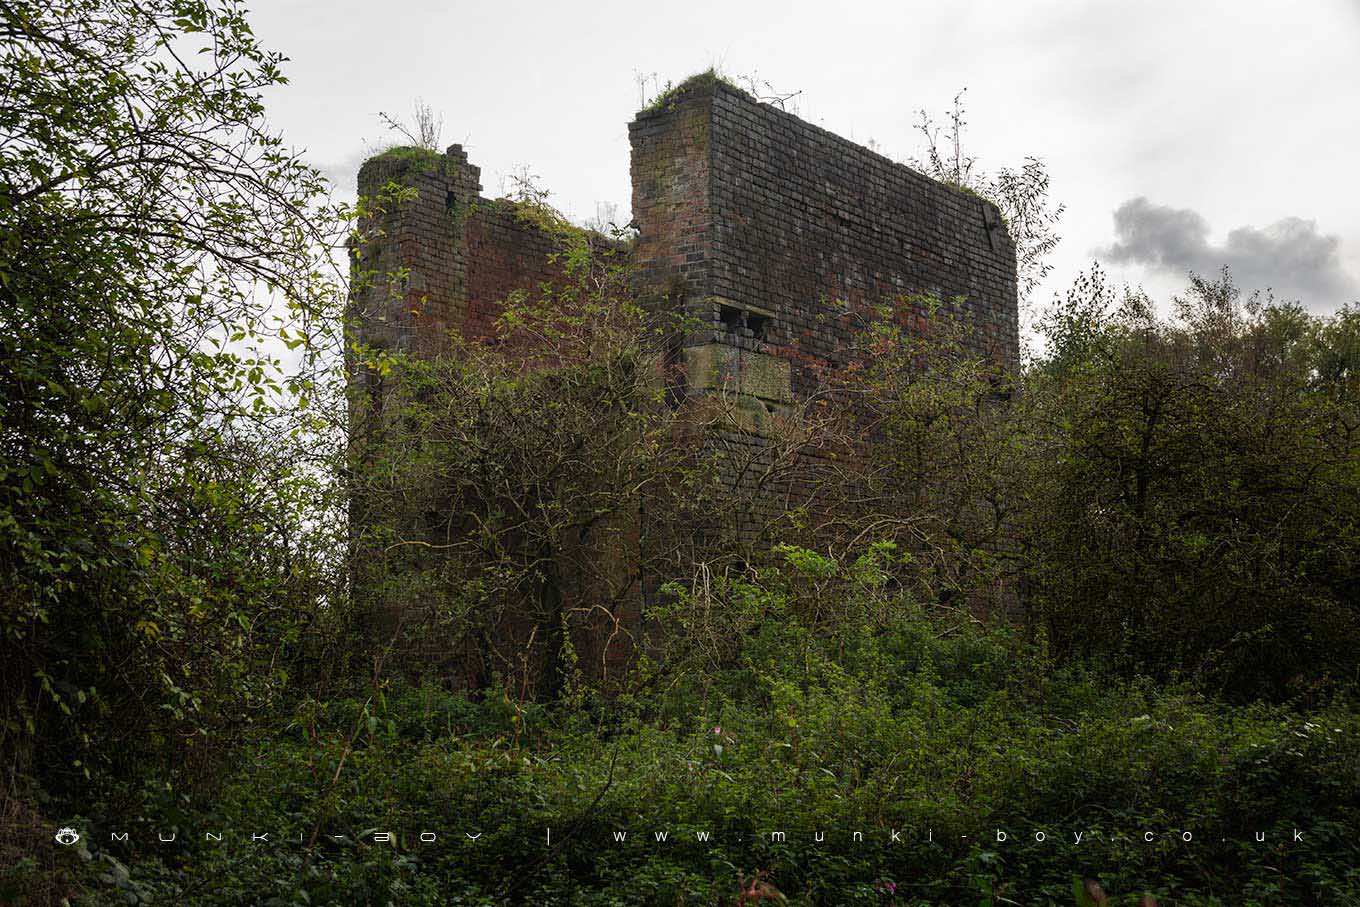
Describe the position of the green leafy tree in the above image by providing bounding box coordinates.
[0,0,346,808]
[1022,267,1360,699]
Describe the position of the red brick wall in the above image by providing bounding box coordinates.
[629,78,1019,389]
[351,146,566,356]
[626,78,1020,553]
[463,201,566,341]
[352,83,1023,680]
[629,92,713,320]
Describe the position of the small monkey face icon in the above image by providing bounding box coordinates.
[54,828,80,846]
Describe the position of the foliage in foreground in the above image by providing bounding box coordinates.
[45,558,1360,904]
[0,0,347,806]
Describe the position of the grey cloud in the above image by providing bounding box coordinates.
[1101,197,1358,308]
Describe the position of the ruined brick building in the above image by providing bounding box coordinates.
[349,74,1018,684]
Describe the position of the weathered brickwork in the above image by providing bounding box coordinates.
[350,145,566,360]
[351,147,473,358]
[350,76,1019,679]
[629,94,713,322]
[626,77,1017,543]
[353,79,1017,398]
[630,78,1017,404]
[464,201,567,339]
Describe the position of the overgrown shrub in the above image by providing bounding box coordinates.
[1020,269,1360,701]
[64,556,1360,904]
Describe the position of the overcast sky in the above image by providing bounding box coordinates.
[251,0,1360,316]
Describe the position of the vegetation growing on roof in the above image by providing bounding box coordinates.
[637,67,745,115]
[364,144,446,173]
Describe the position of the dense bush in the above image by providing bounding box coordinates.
[54,555,1360,904]
[0,4,353,900]
[345,226,738,695]
[1020,269,1360,701]
[0,0,349,810]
